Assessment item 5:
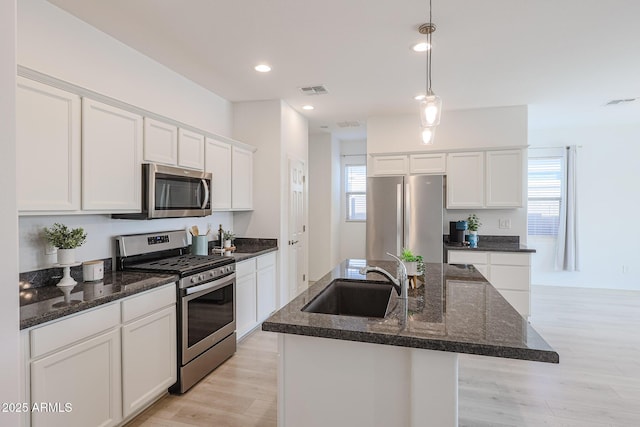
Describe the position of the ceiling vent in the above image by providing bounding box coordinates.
[336,121,361,128]
[605,98,636,106]
[299,85,328,95]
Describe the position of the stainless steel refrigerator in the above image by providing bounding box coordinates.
[366,175,443,263]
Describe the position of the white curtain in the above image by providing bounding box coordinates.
[555,146,579,271]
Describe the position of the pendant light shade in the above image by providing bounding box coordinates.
[419,91,442,127]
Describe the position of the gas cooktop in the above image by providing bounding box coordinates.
[125,254,234,276]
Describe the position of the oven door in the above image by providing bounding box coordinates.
[148,163,212,218]
[181,273,235,365]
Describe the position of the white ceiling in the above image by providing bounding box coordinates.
[47,0,640,139]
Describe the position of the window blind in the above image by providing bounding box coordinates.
[345,164,366,221]
[528,157,563,236]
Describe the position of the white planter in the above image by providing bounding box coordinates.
[403,261,418,276]
[57,248,76,265]
[224,239,232,248]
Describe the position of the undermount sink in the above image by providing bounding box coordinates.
[302,279,393,318]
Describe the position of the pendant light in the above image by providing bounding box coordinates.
[419,0,441,144]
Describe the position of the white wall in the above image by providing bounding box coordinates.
[340,140,367,260]
[367,106,528,153]
[308,133,340,281]
[19,214,233,272]
[17,0,236,272]
[0,0,21,421]
[529,123,640,290]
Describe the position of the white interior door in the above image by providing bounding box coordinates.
[288,158,306,300]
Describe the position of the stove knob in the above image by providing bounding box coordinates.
[226,266,232,273]
[190,277,197,284]
[219,268,225,275]
[209,271,215,278]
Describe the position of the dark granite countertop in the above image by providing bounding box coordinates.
[208,238,278,262]
[20,272,178,330]
[443,235,536,254]
[262,259,558,363]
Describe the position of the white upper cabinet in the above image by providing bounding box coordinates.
[82,98,143,212]
[409,153,446,174]
[205,137,232,210]
[370,155,408,176]
[232,146,253,210]
[446,152,485,208]
[178,128,205,170]
[143,118,178,165]
[485,150,523,208]
[16,77,81,212]
[446,149,523,209]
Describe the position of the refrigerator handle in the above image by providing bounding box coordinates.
[405,180,411,252]
[396,183,403,255]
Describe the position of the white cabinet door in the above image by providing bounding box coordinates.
[144,118,178,165]
[122,306,176,419]
[370,155,408,176]
[82,98,143,211]
[205,138,232,210]
[178,128,205,170]
[446,152,484,209]
[236,269,257,338]
[485,150,523,208]
[31,329,121,427]
[409,153,446,174]
[231,146,253,210]
[16,77,81,212]
[256,254,277,322]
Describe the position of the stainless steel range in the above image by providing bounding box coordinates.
[116,230,236,393]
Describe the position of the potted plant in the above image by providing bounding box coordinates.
[467,214,482,248]
[223,230,235,248]
[43,223,87,265]
[400,248,424,276]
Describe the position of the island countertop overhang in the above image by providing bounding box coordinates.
[262,259,559,364]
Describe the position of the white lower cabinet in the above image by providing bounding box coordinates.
[31,328,122,427]
[236,262,257,339]
[121,306,176,419]
[24,284,176,427]
[447,250,531,317]
[236,252,278,339]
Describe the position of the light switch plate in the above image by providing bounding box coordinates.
[499,219,511,229]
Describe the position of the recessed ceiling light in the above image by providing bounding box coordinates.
[302,105,314,110]
[414,94,426,101]
[411,42,431,52]
[254,64,271,73]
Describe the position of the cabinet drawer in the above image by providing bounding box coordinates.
[491,252,530,266]
[495,289,529,317]
[489,265,530,291]
[257,252,276,270]
[447,251,489,265]
[122,284,176,324]
[236,258,256,277]
[31,303,120,359]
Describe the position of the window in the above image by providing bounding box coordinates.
[527,157,563,236]
[345,164,366,221]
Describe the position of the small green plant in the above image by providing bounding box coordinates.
[467,214,482,232]
[223,230,235,241]
[43,223,87,249]
[400,248,425,275]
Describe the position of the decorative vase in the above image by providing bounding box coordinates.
[57,248,75,265]
[468,231,478,248]
[224,239,232,248]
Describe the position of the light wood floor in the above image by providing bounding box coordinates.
[128,286,640,426]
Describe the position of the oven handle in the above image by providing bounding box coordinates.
[185,273,235,296]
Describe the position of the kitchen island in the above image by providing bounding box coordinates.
[262,259,558,427]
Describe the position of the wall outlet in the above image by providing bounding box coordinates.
[499,219,511,229]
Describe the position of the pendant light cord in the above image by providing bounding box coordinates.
[427,0,433,94]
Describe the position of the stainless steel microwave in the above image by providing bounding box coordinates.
[113,163,212,219]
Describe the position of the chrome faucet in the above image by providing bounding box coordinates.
[359,252,408,299]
